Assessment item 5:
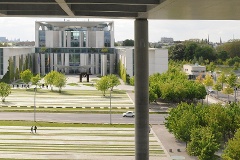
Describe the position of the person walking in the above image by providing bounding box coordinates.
[34,126,37,133]
[30,126,33,134]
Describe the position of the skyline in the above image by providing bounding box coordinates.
[1,17,240,43]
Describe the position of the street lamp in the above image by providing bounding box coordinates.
[34,87,37,121]
[110,89,112,124]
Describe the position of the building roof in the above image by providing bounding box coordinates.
[36,21,113,28]
[0,0,240,20]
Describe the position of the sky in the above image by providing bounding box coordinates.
[1,17,240,43]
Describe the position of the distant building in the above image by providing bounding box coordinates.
[0,37,7,42]
[0,47,35,79]
[183,64,206,79]
[1,21,169,80]
[161,37,174,43]
[116,47,168,77]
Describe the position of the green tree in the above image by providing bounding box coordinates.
[217,72,226,89]
[226,72,237,88]
[165,103,201,145]
[216,40,240,58]
[207,62,216,72]
[95,76,110,96]
[8,57,15,82]
[223,85,234,101]
[129,76,134,86]
[107,74,120,90]
[44,70,59,91]
[31,74,41,88]
[0,82,11,102]
[53,72,67,93]
[213,82,222,97]
[101,47,109,53]
[169,43,186,61]
[217,50,229,61]
[15,68,20,80]
[20,69,33,85]
[222,129,240,160]
[122,39,134,46]
[187,127,220,160]
[203,74,214,88]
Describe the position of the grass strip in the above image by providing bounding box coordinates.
[0,120,134,128]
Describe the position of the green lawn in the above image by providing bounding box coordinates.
[0,120,134,128]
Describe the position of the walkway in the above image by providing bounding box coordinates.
[0,126,169,160]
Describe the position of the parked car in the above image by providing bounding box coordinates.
[123,111,135,117]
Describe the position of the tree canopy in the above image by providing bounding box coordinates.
[0,82,11,102]
[95,74,120,96]
[20,69,33,84]
[122,39,134,46]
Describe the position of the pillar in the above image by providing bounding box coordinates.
[134,19,149,160]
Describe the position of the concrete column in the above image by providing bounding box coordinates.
[65,53,69,74]
[50,53,53,71]
[40,54,45,75]
[91,54,94,74]
[54,53,58,71]
[95,54,99,74]
[134,19,149,160]
[101,54,107,76]
[109,54,114,74]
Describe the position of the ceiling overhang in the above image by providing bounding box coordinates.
[0,0,240,20]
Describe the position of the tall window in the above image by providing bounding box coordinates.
[104,31,111,47]
[71,31,80,47]
[39,31,46,47]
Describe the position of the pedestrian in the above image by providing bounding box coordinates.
[34,126,37,133]
[30,126,33,134]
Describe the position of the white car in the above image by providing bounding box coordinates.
[123,111,135,117]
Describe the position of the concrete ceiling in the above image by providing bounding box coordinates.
[0,0,240,20]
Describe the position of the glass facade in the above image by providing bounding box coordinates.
[104,31,111,47]
[39,31,46,47]
[71,31,80,47]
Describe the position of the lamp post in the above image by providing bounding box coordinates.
[110,88,112,124]
[34,87,36,121]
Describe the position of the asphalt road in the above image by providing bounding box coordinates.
[0,112,166,124]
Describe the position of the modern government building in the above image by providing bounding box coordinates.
[0,21,168,79]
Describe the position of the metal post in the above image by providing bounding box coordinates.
[135,19,149,160]
[110,89,112,124]
[34,87,36,121]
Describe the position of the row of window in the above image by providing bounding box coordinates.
[35,47,114,54]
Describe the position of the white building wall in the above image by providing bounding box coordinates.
[2,48,34,78]
[125,49,134,77]
[96,31,104,48]
[35,23,40,47]
[116,48,168,77]
[45,31,54,47]
[152,49,168,75]
[110,31,114,47]
[88,31,96,47]
[67,31,71,47]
